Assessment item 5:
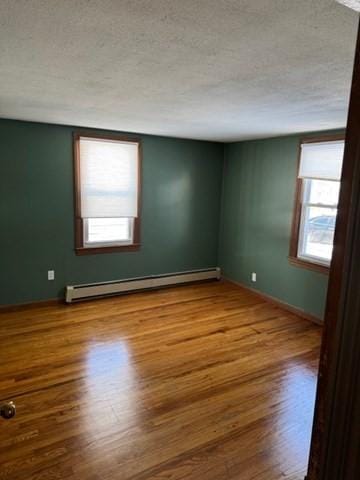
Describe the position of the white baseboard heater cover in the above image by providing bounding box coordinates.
[65,267,221,303]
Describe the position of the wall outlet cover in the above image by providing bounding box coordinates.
[251,272,257,282]
[48,270,55,281]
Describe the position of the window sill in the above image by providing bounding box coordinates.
[288,256,329,275]
[75,244,141,255]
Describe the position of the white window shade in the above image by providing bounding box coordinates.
[299,140,345,181]
[79,137,139,218]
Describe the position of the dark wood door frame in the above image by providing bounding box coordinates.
[306,20,360,480]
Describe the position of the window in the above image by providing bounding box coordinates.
[83,218,134,247]
[289,136,344,273]
[73,133,141,254]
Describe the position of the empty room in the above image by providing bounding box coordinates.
[1,1,360,480]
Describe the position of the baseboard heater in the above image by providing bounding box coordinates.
[65,267,221,303]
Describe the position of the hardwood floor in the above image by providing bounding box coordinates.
[0,280,322,480]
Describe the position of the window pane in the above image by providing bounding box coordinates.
[308,179,340,206]
[299,206,337,263]
[86,218,132,244]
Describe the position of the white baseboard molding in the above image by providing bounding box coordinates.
[66,267,221,303]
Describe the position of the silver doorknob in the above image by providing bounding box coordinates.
[0,402,16,419]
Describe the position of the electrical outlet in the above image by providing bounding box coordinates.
[251,272,257,282]
[48,270,55,281]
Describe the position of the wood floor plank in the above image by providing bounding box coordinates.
[0,280,321,480]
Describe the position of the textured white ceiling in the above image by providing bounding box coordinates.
[0,0,358,142]
[336,0,360,12]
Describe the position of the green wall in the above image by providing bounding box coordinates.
[219,133,342,320]
[0,119,224,305]
[1,118,341,315]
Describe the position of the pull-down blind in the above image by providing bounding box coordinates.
[299,140,345,181]
[79,136,139,218]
